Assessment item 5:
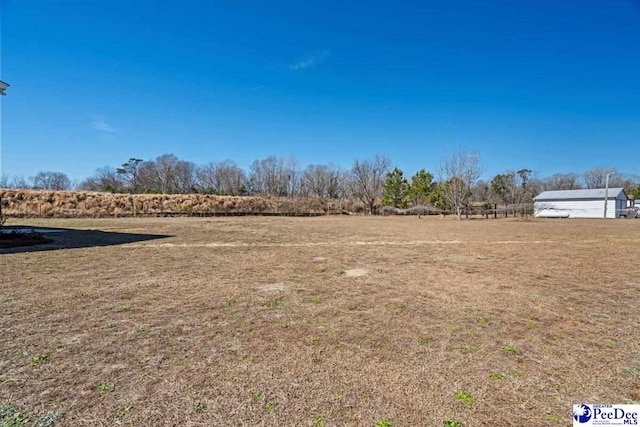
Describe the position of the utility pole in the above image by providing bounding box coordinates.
[0,80,8,225]
[604,172,615,219]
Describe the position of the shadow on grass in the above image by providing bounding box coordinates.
[0,226,171,254]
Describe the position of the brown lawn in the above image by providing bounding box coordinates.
[1,216,639,426]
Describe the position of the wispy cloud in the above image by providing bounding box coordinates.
[89,115,117,134]
[289,50,330,70]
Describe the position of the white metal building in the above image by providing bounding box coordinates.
[534,188,628,219]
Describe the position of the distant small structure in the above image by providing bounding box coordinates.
[534,188,628,219]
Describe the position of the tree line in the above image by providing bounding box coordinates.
[1,152,639,219]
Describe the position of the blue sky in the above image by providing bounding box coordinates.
[1,0,639,182]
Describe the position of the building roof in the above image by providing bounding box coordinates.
[534,188,627,201]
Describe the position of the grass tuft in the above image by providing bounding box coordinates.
[307,336,321,345]
[102,322,117,330]
[34,412,63,427]
[115,406,131,419]
[501,344,519,355]
[264,401,279,414]
[624,367,640,377]
[489,372,505,380]
[456,346,473,355]
[526,320,538,329]
[454,391,475,408]
[29,353,50,368]
[0,406,32,427]
[476,316,489,325]
[97,381,114,392]
[267,298,282,308]
[249,389,263,402]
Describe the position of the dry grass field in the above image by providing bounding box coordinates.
[1,216,639,426]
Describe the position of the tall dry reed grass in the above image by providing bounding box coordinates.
[0,190,352,218]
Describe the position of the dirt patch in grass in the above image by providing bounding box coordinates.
[344,268,369,277]
[257,282,294,292]
[1,216,639,426]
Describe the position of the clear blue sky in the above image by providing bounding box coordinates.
[1,0,639,183]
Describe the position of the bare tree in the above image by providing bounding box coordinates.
[9,175,31,189]
[79,166,125,192]
[609,173,638,192]
[334,168,352,206]
[300,164,343,198]
[153,154,180,193]
[197,162,220,194]
[349,155,391,214]
[130,154,199,194]
[583,167,615,189]
[300,164,327,197]
[135,161,159,193]
[221,160,248,195]
[197,160,247,195]
[134,154,181,193]
[32,171,72,190]
[544,173,582,190]
[526,176,543,199]
[439,151,483,220]
[174,160,198,193]
[249,155,297,197]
